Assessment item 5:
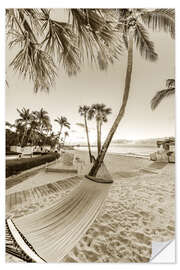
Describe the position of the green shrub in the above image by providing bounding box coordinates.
[33,152,48,155]
[6,152,60,177]
[6,151,19,156]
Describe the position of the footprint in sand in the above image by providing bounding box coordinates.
[167,225,175,232]
[158,208,164,214]
[132,231,151,245]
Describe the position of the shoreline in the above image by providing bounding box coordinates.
[6,150,175,263]
[74,148,154,161]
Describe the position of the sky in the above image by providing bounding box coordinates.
[6,9,175,144]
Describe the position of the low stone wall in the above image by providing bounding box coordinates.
[6,158,60,190]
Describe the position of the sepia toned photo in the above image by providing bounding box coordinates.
[5,8,175,263]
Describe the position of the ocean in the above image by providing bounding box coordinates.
[75,144,157,159]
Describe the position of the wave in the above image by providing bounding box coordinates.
[119,152,150,159]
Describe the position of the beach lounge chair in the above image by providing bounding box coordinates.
[6,163,113,262]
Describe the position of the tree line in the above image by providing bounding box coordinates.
[6,108,71,151]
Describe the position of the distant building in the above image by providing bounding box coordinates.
[150,137,175,163]
[10,146,22,153]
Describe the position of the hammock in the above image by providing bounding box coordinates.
[6,163,113,262]
[6,175,81,212]
[6,153,79,212]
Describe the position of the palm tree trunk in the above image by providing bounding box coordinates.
[99,121,102,153]
[21,127,27,147]
[27,127,34,146]
[89,31,133,176]
[59,125,63,148]
[84,115,92,163]
[59,126,63,139]
[64,136,66,145]
[97,120,101,154]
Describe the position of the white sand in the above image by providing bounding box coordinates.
[6,151,175,263]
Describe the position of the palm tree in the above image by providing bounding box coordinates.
[151,79,175,110]
[33,108,51,137]
[63,131,69,145]
[55,116,71,142]
[6,9,175,176]
[27,117,39,146]
[88,104,112,154]
[88,9,175,176]
[79,105,93,162]
[16,108,33,146]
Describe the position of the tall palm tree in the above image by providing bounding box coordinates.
[151,79,175,110]
[55,116,71,142]
[79,105,93,162]
[89,8,175,176]
[16,108,33,146]
[88,104,112,154]
[63,131,69,145]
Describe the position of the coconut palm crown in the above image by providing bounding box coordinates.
[33,108,51,135]
[16,107,33,146]
[88,103,112,154]
[55,116,71,142]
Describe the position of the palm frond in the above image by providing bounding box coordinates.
[18,9,42,38]
[41,14,80,76]
[140,9,175,39]
[134,21,158,61]
[78,105,90,115]
[104,107,112,115]
[166,78,175,88]
[6,9,18,30]
[87,107,95,120]
[69,9,122,67]
[8,30,25,48]
[10,34,57,92]
[6,121,13,128]
[88,103,112,122]
[151,88,175,110]
[97,52,109,71]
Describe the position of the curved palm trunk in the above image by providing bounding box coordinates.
[89,31,133,176]
[84,115,92,163]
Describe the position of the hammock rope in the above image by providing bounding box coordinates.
[6,175,80,212]
[6,163,113,262]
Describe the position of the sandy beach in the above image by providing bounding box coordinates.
[6,150,175,263]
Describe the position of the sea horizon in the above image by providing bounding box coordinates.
[75,144,157,158]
